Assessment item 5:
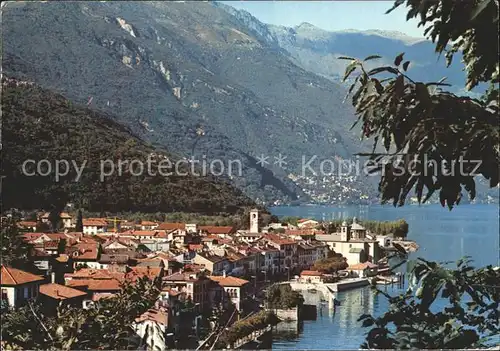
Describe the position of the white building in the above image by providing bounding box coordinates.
[315,218,380,265]
[250,208,259,233]
[1,266,44,308]
[82,219,108,235]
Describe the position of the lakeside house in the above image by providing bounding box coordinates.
[298,270,333,284]
[348,262,378,278]
[315,218,380,265]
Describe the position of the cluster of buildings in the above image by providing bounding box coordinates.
[2,209,393,347]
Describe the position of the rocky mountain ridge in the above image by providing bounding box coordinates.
[3,1,379,205]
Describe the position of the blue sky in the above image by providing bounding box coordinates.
[225,1,425,38]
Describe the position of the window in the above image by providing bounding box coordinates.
[1,289,7,301]
[349,244,352,248]
[24,287,29,299]
[332,243,336,247]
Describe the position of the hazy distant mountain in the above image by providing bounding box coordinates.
[3,1,378,206]
[266,21,481,96]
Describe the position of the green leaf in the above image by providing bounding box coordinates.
[393,242,407,255]
[338,56,356,61]
[367,66,399,76]
[364,55,382,62]
[402,61,410,71]
[343,62,358,81]
[394,53,405,67]
[385,0,405,14]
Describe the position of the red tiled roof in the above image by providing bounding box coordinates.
[140,221,158,226]
[22,232,45,242]
[153,252,178,262]
[163,272,199,282]
[126,267,162,281]
[39,283,87,300]
[68,243,99,260]
[1,266,44,286]
[65,268,124,281]
[92,292,116,301]
[157,222,185,230]
[264,234,296,246]
[67,279,122,291]
[300,270,323,276]
[83,219,108,227]
[198,226,234,234]
[188,244,204,251]
[210,276,249,287]
[298,218,314,223]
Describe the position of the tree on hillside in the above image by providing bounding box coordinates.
[47,210,61,233]
[75,209,83,232]
[341,0,499,210]
[0,218,30,268]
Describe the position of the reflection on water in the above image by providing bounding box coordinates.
[270,204,499,349]
[272,286,403,350]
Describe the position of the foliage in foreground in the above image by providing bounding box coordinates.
[360,258,500,349]
[218,310,280,347]
[341,0,499,210]
[1,277,161,350]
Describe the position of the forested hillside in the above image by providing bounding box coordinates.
[1,78,256,214]
[2,1,377,205]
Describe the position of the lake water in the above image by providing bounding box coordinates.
[269,204,499,350]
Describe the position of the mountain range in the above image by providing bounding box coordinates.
[2,1,492,208]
